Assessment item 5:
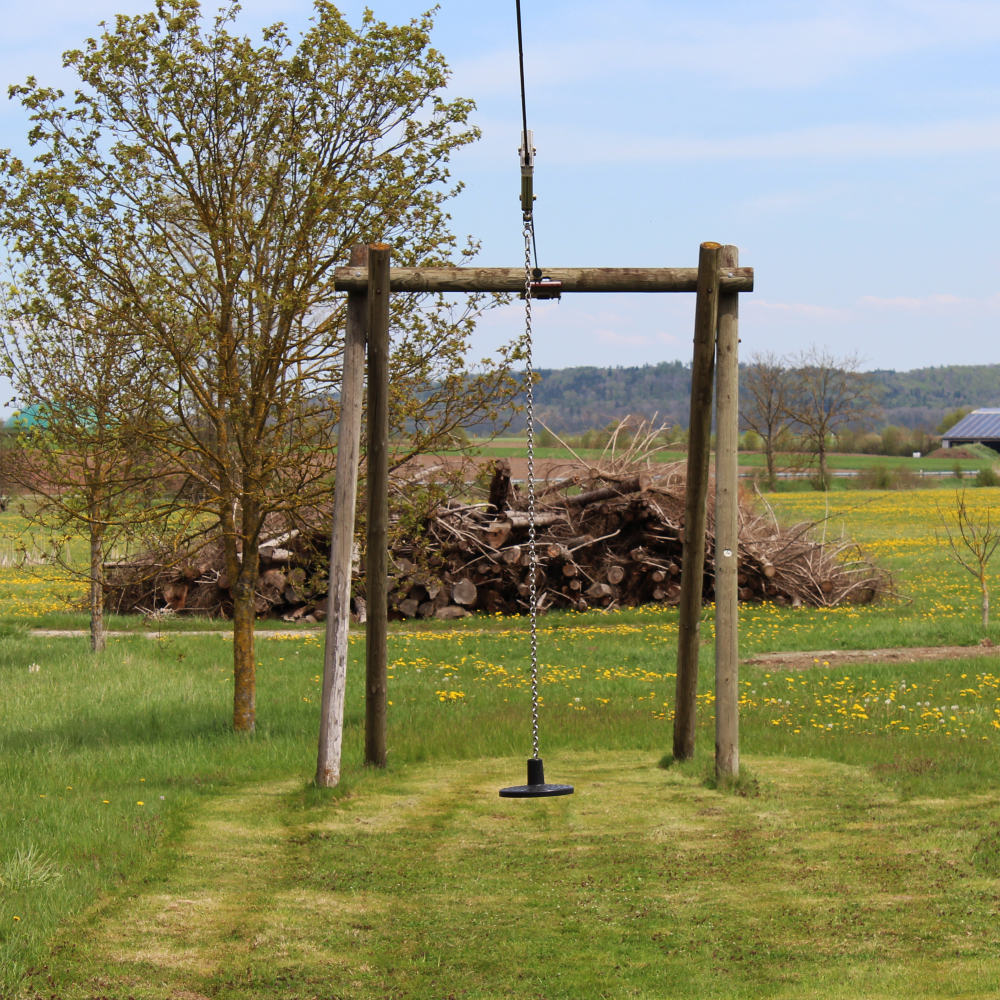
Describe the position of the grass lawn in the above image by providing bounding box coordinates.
[474,439,994,474]
[5,489,1000,996]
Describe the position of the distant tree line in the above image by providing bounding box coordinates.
[495,361,1000,436]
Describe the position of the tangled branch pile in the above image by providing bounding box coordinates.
[105,519,335,623]
[388,458,893,621]
[104,423,893,622]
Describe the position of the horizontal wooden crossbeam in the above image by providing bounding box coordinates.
[333,266,754,294]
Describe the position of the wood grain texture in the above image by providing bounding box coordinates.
[673,242,722,763]
[365,244,391,769]
[316,244,368,787]
[334,266,754,294]
[714,244,740,781]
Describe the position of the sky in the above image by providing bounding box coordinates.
[1,0,999,412]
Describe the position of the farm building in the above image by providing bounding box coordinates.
[942,408,1000,453]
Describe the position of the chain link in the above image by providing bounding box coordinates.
[523,215,540,761]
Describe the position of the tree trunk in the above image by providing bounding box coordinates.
[232,549,259,733]
[818,440,829,488]
[89,525,106,653]
[765,437,777,490]
[983,581,990,628]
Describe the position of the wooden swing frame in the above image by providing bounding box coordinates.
[315,242,753,787]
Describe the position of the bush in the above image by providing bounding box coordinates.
[854,463,921,491]
[976,466,1000,488]
[536,427,558,449]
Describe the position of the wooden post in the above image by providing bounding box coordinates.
[316,244,368,787]
[672,242,721,762]
[714,245,740,781]
[365,243,391,768]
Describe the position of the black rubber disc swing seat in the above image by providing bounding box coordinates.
[499,3,573,801]
[500,757,573,798]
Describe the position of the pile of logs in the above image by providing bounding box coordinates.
[104,459,893,622]
[105,522,338,623]
[385,459,893,621]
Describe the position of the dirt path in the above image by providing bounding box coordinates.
[742,643,999,670]
[28,627,323,638]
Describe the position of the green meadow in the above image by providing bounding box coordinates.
[3,488,1000,997]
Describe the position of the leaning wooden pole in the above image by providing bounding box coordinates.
[672,242,722,762]
[714,244,740,781]
[365,243,391,768]
[316,244,369,787]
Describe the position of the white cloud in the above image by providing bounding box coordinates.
[596,329,652,347]
[458,114,1000,168]
[860,293,981,309]
[451,1,1000,94]
[748,299,851,319]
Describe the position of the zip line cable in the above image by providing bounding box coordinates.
[514,0,539,270]
[515,0,529,148]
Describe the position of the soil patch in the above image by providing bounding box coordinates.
[742,642,999,670]
[925,447,978,459]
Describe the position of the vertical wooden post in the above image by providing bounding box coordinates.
[672,242,721,762]
[316,244,368,787]
[714,245,740,781]
[365,243,391,768]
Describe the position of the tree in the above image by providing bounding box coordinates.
[0,1,520,731]
[938,490,1000,629]
[783,347,882,488]
[938,407,970,435]
[1,292,168,652]
[739,351,792,490]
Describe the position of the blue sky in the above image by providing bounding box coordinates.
[1,0,999,405]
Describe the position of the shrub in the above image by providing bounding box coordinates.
[854,463,921,491]
[976,466,1000,488]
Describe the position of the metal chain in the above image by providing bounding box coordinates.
[523,214,540,761]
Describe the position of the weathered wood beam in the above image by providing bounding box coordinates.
[714,244,741,783]
[365,243,391,769]
[333,266,754,294]
[316,244,367,788]
[673,242,722,763]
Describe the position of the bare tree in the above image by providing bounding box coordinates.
[740,351,792,489]
[938,491,1000,629]
[783,347,882,488]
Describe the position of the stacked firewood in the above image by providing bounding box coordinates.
[385,458,893,621]
[104,455,892,622]
[104,522,338,622]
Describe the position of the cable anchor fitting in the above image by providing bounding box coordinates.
[519,129,536,216]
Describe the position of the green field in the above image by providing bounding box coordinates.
[474,437,996,473]
[4,489,1000,997]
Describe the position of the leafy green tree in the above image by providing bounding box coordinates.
[938,408,970,435]
[2,289,168,651]
[0,1,519,730]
